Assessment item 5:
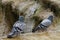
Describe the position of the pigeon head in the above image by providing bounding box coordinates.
[47,15,53,22]
[19,16,24,22]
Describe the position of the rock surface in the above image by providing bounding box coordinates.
[0,0,60,40]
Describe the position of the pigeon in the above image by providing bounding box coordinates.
[32,15,53,32]
[7,16,26,38]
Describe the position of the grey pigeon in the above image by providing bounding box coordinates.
[7,16,26,38]
[32,15,53,32]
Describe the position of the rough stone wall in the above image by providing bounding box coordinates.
[1,0,60,38]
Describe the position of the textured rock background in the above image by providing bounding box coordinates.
[0,0,60,40]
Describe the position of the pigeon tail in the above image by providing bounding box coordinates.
[7,27,23,38]
[32,26,41,32]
